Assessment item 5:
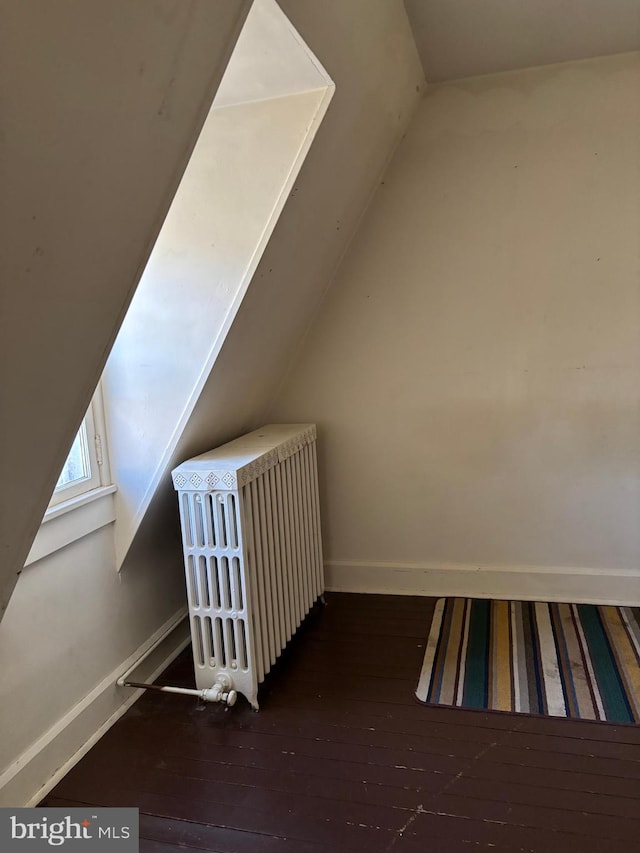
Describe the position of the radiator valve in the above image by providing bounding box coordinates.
[201,674,237,706]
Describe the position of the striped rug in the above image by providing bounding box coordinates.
[416,598,640,723]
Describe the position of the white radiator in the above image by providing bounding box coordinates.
[171,424,324,709]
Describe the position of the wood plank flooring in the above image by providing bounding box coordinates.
[41,593,640,852]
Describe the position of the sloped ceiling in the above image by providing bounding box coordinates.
[405,0,640,81]
[0,0,252,617]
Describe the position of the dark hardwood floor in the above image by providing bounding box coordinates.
[41,593,640,852]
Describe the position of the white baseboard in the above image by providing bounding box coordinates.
[325,560,640,606]
[0,608,191,808]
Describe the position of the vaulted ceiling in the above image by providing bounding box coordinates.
[404,0,640,81]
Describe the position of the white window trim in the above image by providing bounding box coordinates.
[26,485,117,567]
[47,407,101,504]
[25,385,116,567]
[48,385,112,507]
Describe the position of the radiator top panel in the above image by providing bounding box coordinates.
[171,424,316,491]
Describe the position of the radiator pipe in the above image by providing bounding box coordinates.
[116,609,188,689]
[119,675,237,706]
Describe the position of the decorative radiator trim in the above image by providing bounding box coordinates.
[171,425,317,491]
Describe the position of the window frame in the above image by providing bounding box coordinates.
[48,385,111,508]
[25,386,115,568]
[49,405,101,505]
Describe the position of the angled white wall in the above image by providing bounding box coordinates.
[103,0,333,567]
[268,53,640,603]
[214,0,330,107]
[0,0,252,617]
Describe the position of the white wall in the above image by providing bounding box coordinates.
[102,0,333,567]
[0,526,171,769]
[269,53,640,601]
[0,0,251,616]
[104,88,330,566]
[214,0,329,107]
[0,508,187,806]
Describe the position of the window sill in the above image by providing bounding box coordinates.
[25,485,117,567]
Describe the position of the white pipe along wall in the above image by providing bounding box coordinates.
[268,52,640,605]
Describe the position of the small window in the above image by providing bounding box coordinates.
[49,389,109,506]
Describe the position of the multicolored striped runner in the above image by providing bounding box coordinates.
[416,598,640,723]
